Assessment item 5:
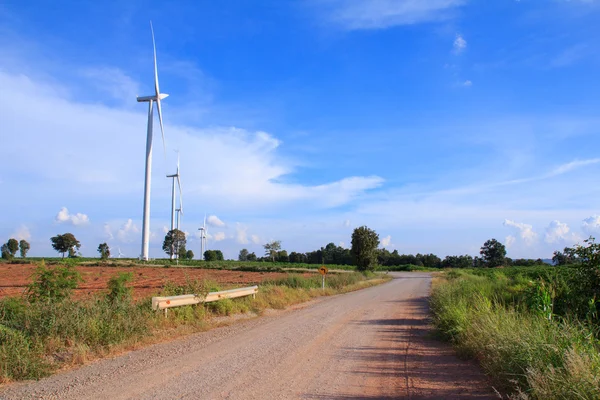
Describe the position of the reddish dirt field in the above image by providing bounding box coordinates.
[0,263,299,300]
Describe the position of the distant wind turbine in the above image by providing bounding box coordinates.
[198,215,207,260]
[118,248,124,259]
[167,151,183,259]
[136,21,169,261]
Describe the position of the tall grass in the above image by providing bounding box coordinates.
[0,271,389,383]
[430,270,600,399]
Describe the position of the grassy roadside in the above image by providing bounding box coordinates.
[430,270,600,399]
[0,271,390,384]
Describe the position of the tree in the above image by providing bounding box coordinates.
[263,240,282,262]
[185,250,194,260]
[351,226,380,271]
[204,250,218,261]
[6,239,18,257]
[247,252,257,261]
[50,233,81,259]
[1,244,11,260]
[214,250,224,261]
[238,248,249,261]
[162,229,186,258]
[97,242,110,260]
[480,238,507,267]
[277,250,289,263]
[19,240,30,258]
[178,245,187,260]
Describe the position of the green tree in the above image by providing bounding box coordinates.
[178,245,187,260]
[19,239,30,258]
[480,238,507,267]
[247,252,257,261]
[97,242,110,260]
[6,238,18,257]
[185,250,194,260]
[50,233,81,259]
[351,226,380,271]
[263,240,282,262]
[277,250,289,262]
[1,244,11,260]
[204,250,217,261]
[214,250,224,261]
[238,248,249,261]
[162,229,186,258]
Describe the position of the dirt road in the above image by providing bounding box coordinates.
[0,272,497,399]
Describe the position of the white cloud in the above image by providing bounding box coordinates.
[251,234,261,244]
[103,223,114,240]
[214,232,226,241]
[117,219,140,243]
[462,80,473,87]
[544,220,581,244]
[453,34,467,53]
[550,158,600,176]
[207,215,225,227]
[339,241,346,248]
[503,219,537,245]
[162,226,170,234]
[80,67,140,104]
[236,223,249,245]
[343,219,351,227]
[381,235,392,247]
[505,235,516,248]
[582,215,600,234]
[55,207,90,226]
[11,225,31,241]
[319,0,467,30]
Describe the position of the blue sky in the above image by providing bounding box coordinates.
[1,0,600,259]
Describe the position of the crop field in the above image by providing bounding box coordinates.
[0,262,312,300]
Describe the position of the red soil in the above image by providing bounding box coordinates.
[0,263,296,300]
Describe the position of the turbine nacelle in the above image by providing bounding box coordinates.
[137,93,169,102]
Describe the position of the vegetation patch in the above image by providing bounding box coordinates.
[0,265,389,383]
[430,256,600,398]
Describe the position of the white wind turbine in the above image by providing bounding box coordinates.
[198,215,208,260]
[167,151,183,259]
[137,21,169,261]
[118,248,124,259]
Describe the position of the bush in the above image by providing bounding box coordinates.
[107,272,133,303]
[26,261,82,303]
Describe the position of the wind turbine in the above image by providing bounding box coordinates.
[118,248,124,259]
[167,151,183,259]
[198,215,207,260]
[137,21,169,261]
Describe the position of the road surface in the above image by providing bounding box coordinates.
[0,272,497,399]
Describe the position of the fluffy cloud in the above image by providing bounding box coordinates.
[251,234,261,245]
[343,219,351,227]
[55,207,90,226]
[11,225,31,241]
[544,220,581,244]
[505,235,516,248]
[117,219,140,243]
[503,219,537,245]
[381,235,392,247]
[207,215,225,227]
[236,223,249,244]
[213,232,226,241]
[453,34,467,53]
[103,223,114,240]
[462,80,473,87]
[582,215,600,234]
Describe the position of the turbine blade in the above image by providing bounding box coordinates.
[177,175,183,214]
[151,21,160,96]
[156,98,167,158]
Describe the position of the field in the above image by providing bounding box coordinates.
[0,263,308,300]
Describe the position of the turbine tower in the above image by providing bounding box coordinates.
[118,248,124,259]
[137,22,169,261]
[198,215,207,260]
[167,152,182,259]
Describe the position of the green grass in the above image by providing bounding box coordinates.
[0,271,389,383]
[430,268,600,399]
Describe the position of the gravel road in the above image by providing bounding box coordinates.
[0,272,498,399]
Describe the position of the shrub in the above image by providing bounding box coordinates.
[107,272,133,303]
[26,261,82,303]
